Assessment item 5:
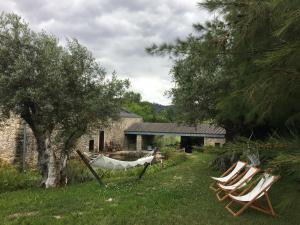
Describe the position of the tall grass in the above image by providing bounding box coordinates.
[0,148,188,191]
[0,161,39,193]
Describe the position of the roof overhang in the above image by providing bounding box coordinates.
[124,131,225,138]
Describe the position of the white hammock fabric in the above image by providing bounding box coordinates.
[211,161,246,183]
[218,167,259,190]
[90,154,154,170]
[229,174,276,202]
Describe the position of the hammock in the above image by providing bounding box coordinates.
[90,154,154,170]
[76,149,158,187]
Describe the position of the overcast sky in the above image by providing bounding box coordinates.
[1,0,211,105]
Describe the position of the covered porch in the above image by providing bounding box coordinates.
[124,122,226,151]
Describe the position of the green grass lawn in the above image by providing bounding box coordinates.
[0,153,299,225]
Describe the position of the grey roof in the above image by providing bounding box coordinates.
[119,110,142,118]
[125,122,226,137]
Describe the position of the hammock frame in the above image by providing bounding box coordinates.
[76,148,158,187]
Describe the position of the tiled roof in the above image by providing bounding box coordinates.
[119,110,142,118]
[125,122,225,136]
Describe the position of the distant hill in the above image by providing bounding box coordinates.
[151,103,170,113]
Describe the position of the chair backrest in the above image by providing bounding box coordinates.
[221,161,246,180]
[232,167,259,188]
[249,173,279,199]
[231,161,246,175]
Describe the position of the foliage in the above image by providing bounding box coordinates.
[153,136,180,148]
[0,153,299,225]
[122,91,175,122]
[0,161,39,193]
[147,0,300,137]
[65,160,94,184]
[208,138,300,182]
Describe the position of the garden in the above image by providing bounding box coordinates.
[0,144,299,225]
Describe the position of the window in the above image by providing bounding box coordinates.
[215,143,220,147]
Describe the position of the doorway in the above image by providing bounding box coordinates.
[99,130,104,151]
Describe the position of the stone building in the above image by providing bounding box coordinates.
[76,110,143,152]
[0,110,226,164]
[0,111,143,164]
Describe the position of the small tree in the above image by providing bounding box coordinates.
[0,13,128,187]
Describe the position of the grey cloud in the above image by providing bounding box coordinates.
[0,0,211,104]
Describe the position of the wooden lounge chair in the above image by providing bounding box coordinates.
[210,161,247,192]
[216,166,260,201]
[225,173,280,217]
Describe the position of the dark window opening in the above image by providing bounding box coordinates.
[89,140,94,151]
[99,131,104,151]
[215,143,220,147]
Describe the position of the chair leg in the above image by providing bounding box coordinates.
[225,195,276,217]
[265,193,276,216]
[249,194,276,217]
[225,200,240,217]
[226,200,254,217]
[210,181,220,192]
[216,190,229,201]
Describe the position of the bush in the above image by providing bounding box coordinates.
[66,159,94,184]
[160,146,178,159]
[192,146,204,153]
[153,136,180,148]
[0,161,39,193]
[208,137,300,181]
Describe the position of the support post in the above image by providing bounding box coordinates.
[137,147,159,180]
[136,135,142,151]
[76,150,105,187]
[138,163,150,180]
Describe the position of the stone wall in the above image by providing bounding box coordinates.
[0,116,21,163]
[204,137,226,147]
[0,115,143,164]
[104,117,142,150]
[0,116,37,165]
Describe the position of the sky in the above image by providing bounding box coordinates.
[0,0,212,105]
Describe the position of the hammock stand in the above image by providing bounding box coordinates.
[76,148,158,187]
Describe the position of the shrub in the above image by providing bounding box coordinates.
[160,147,175,159]
[208,137,300,181]
[0,161,39,193]
[153,136,180,148]
[66,159,94,184]
[192,146,204,153]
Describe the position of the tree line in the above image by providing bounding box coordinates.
[147,0,300,139]
[122,91,175,122]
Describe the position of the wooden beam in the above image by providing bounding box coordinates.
[76,150,105,187]
[137,147,159,180]
[138,163,150,180]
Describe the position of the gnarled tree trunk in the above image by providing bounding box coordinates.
[36,133,68,188]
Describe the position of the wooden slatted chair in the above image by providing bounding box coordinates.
[210,161,247,192]
[216,166,260,201]
[225,173,280,217]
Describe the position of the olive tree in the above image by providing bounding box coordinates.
[0,13,128,187]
